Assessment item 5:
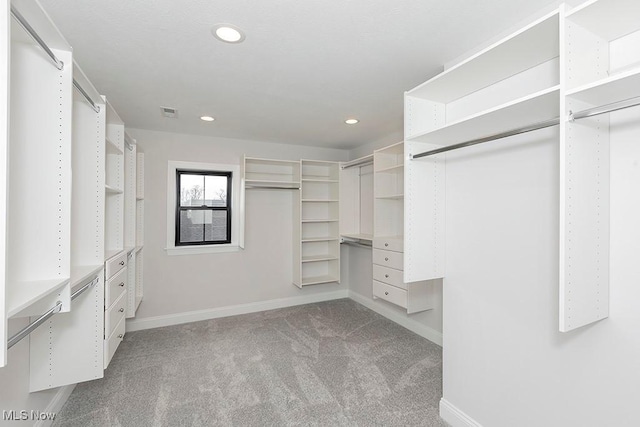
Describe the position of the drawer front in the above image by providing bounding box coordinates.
[104,316,126,369]
[105,267,127,308]
[105,293,127,337]
[373,280,407,309]
[373,237,403,253]
[105,251,127,279]
[373,265,406,289]
[372,249,403,270]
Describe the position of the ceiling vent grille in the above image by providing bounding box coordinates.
[160,106,178,118]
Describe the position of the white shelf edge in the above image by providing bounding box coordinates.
[301,199,339,202]
[135,245,144,253]
[301,255,340,263]
[301,275,340,286]
[105,184,124,194]
[301,237,340,243]
[374,164,404,173]
[341,233,374,242]
[301,219,339,223]
[566,66,640,101]
[301,179,339,183]
[70,265,103,289]
[7,278,70,318]
[406,85,561,144]
[375,194,404,200]
[105,249,125,262]
[105,136,123,155]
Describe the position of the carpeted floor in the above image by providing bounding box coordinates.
[54,299,446,426]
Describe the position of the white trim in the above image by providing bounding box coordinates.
[348,290,443,346]
[439,398,484,427]
[126,289,349,332]
[34,384,76,427]
[166,160,241,252]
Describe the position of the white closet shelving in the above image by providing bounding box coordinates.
[373,143,435,314]
[340,155,374,242]
[559,0,640,331]
[3,0,74,370]
[243,157,301,188]
[104,101,125,261]
[30,63,105,391]
[294,160,340,287]
[124,132,139,317]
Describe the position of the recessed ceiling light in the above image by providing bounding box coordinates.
[200,116,215,122]
[212,24,246,43]
[345,119,359,125]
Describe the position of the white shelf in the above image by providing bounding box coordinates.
[105,136,123,155]
[302,219,339,223]
[375,164,404,173]
[105,184,123,194]
[566,67,640,106]
[566,0,640,41]
[70,265,103,289]
[341,233,374,242]
[301,199,339,202]
[408,86,560,146]
[302,255,339,263]
[407,10,559,102]
[301,275,340,286]
[135,245,144,253]
[7,278,70,317]
[245,179,300,188]
[105,249,124,261]
[136,196,144,200]
[301,178,339,183]
[135,295,142,310]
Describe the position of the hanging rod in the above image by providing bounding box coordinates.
[7,276,99,350]
[342,156,374,170]
[72,79,100,113]
[410,118,560,160]
[10,5,64,71]
[570,95,640,121]
[245,185,300,190]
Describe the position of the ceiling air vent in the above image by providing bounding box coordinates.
[160,106,178,118]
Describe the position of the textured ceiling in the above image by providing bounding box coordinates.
[39,0,557,149]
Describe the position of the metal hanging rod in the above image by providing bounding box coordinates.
[10,5,64,71]
[72,79,100,113]
[571,95,640,121]
[340,240,372,249]
[342,156,373,170]
[7,276,99,350]
[245,185,300,190]
[410,118,560,160]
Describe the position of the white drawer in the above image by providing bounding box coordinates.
[373,249,403,270]
[105,251,127,280]
[373,264,406,290]
[105,267,127,308]
[104,315,125,369]
[373,237,403,253]
[105,292,127,338]
[373,280,407,309]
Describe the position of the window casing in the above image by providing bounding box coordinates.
[175,170,232,246]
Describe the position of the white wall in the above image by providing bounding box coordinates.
[441,111,640,426]
[128,129,350,322]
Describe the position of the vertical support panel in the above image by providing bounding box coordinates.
[560,97,610,332]
[339,166,359,236]
[238,155,245,249]
[404,141,445,282]
[29,274,104,392]
[0,0,9,367]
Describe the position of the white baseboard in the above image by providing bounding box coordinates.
[34,384,76,427]
[126,289,349,332]
[439,398,483,427]
[348,290,443,347]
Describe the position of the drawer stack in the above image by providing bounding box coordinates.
[104,251,128,368]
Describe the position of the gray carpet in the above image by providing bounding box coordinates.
[54,299,446,426]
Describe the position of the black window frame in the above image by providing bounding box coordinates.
[175,169,232,246]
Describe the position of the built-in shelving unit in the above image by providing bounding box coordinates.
[243,157,301,188]
[294,160,340,287]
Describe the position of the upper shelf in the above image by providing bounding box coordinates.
[566,66,640,107]
[566,0,640,41]
[245,179,300,188]
[407,10,559,102]
[409,86,560,146]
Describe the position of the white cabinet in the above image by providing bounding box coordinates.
[372,142,436,314]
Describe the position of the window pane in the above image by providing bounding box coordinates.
[180,174,205,207]
[179,210,204,243]
[205,175,228,207]
[204,210,228,241]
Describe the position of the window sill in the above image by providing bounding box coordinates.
[165,245,241,256]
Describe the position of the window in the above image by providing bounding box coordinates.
[175,170,232,246]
